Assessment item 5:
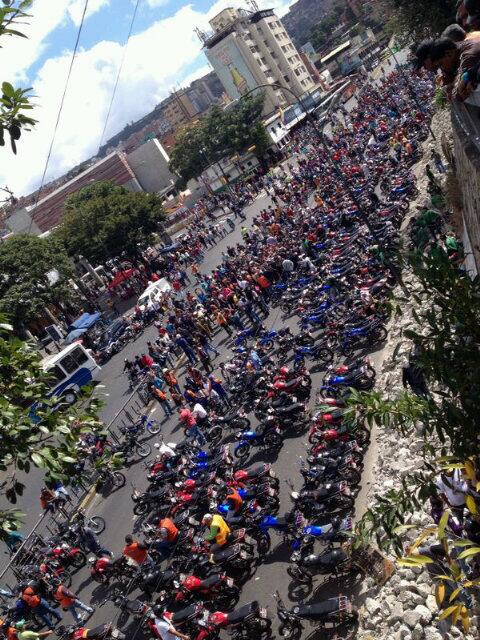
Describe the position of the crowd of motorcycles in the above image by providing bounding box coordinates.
[1,69,435,640]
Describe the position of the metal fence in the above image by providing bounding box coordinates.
[0,381,152,588]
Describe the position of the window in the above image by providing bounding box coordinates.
[283,75,290,83]
[46,365,66,389]
[281,45,288,53]
[275,34,281,41]
[294,67,301,76]
[60,347,89,374]
[247,161,252,166]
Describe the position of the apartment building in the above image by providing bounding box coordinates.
[202,6,316,113]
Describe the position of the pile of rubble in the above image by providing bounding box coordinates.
[356,110,479,640]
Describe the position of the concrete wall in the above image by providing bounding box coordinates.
[126,139,176,193]
[5,207,42,236]
[452,115,480,273]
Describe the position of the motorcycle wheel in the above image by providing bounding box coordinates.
[263,496,280,511]
[316,347,334,363]
[113,471,126,488]
[333,495,355,510]
[233,416,251,430]
[341,468,362,486]
[234,444,250,459]
[287,564,311,583]
[208,426,223,445]
[262,339,274,350]
[146,420,162,435]
[135,442,151,458]
[279,622,302,640]
[254,532,271,555]
[264,431,283,448]
[364,365,376,380]
[70,550,87,570]
[88,515,106,534]
[133,501,150,516]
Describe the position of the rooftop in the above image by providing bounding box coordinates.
[321,40,352,65]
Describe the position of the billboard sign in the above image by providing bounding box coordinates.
[207,34,258,101]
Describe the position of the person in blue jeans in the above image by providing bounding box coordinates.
[175,335,197,364]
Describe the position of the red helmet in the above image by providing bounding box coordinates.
[279,366,289,376]
[184,479,196,490]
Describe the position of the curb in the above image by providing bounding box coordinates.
[78,485,97,511]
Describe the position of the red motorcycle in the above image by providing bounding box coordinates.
[196,601,271,640]
[47,543,87,571]
[58,623,125,640]
[174,571,239,607]
[230,463,279,490]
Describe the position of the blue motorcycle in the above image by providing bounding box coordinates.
[339,321,387,356]
[234,426,283,460]
[293,344,334,369]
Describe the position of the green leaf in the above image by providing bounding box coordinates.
[2,82,14,98]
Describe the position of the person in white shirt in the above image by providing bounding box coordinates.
[154,615,189,640]
[192,402,208,425]
[436,469,468,519]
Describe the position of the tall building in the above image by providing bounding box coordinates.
[162,90,199,130]
[200,6,316,113]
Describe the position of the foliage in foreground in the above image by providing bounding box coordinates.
[0,1,37,154]
[0,319,100,536]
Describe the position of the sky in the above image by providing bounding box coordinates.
[0,0,296,198]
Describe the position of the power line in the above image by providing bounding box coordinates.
[98,0,141,152]
[28,0,90,234]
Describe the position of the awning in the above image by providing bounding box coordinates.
[67,312,102,332]
[108,268,135,290]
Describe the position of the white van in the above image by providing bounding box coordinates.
[42,343,101,405]
[137,278,172,312]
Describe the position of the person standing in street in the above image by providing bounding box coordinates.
[152,387,173,419]
[53,584,94,623]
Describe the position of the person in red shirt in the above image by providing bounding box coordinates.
[140,353,154,368]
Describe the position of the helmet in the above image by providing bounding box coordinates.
[279,366,289,376]
[184,479,196,490]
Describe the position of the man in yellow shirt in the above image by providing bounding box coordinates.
[202,513,231,552]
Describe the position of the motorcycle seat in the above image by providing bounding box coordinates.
[305,548,348,567]
[228,601,259,623]
[172,605,198,623]
[248,465,266,478]
[275,403,304,414]
[213,544,240,561]
[293,598,339,619]
[200,574,222,588]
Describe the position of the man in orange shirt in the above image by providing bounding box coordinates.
[123,534,154,567]
[53,584,93,623]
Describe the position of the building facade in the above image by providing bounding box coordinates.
[202,6,316,113]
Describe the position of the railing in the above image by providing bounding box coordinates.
[0,381,151,587]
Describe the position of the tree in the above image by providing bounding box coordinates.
[0,1,37,154]
[169,93,269,187]
[56,181,165,264]
[381,0,456,45]
[0,234,75,335]
[0,318,101,537]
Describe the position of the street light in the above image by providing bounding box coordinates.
[239,82,403,285]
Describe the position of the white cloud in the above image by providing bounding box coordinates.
[67,0,110,26]
[0,0,297,196]
[0,0,111,84]
[145,0,171,7]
